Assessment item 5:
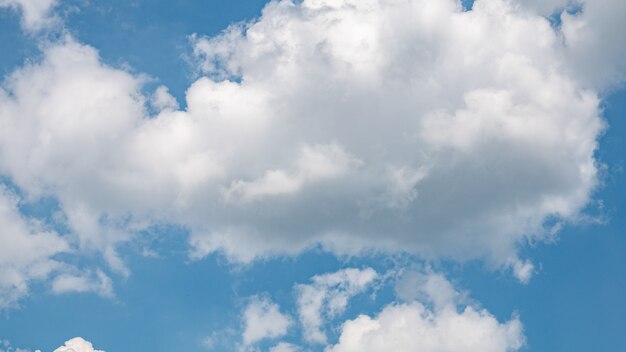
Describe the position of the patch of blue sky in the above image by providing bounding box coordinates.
[460,0,475,11]
[0,10,38,78]
[546,2,585,29]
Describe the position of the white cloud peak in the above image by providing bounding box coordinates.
[53,338,104,352]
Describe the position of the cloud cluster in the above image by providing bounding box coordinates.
[230,267,523,352]
[53,269,521,352]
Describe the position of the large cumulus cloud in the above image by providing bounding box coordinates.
[0,0,617,295]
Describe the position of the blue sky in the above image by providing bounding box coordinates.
[0,1,625,351]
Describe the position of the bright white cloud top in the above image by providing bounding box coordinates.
[328,302,523,352]
[0,0,624,309]
[53,338,103,352]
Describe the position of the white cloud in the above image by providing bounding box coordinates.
[327,302,524,352]
[242,296,292,346]
[328,271,524,352]
[0,186,68,309]
[510,259,534,284]
[510,0,626,90]
[51,269,114,298]
[0,39,145,276]
[150,85,179,112]
[1,0,623,286]
[269,342,300,352]
[558,0,626,90]
[53,338,103,352]
[0,0,58,31]
[395,270,460,310]
[296,268,377,344]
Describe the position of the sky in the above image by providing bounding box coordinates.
[0,0,625,351]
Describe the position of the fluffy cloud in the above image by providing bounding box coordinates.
[327,302,524,352]
[0,0,57,31]
[296,268,377,344]
[51,269,114,298]
[0,186,68,308]
[53,338,103,352]
[327,271,524,352]
[0,0,620,287]
[242,296,293,346]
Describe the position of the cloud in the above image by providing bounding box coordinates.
[510,0,626,90]
[51,269,114,298]
[222,144,360,204]
[0,0,58,31]
[327,302,524,352]
[53,338,103,352]
[327,270,524,352]
[394,270,460,310]
[150,86,180,112]
[1,0,622,285]
[0,39,145,276]
[242,296,292,346]
[269,342,300,352]
[296,268,377,344]
[558,0,626,89]
[0,186,68,309]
